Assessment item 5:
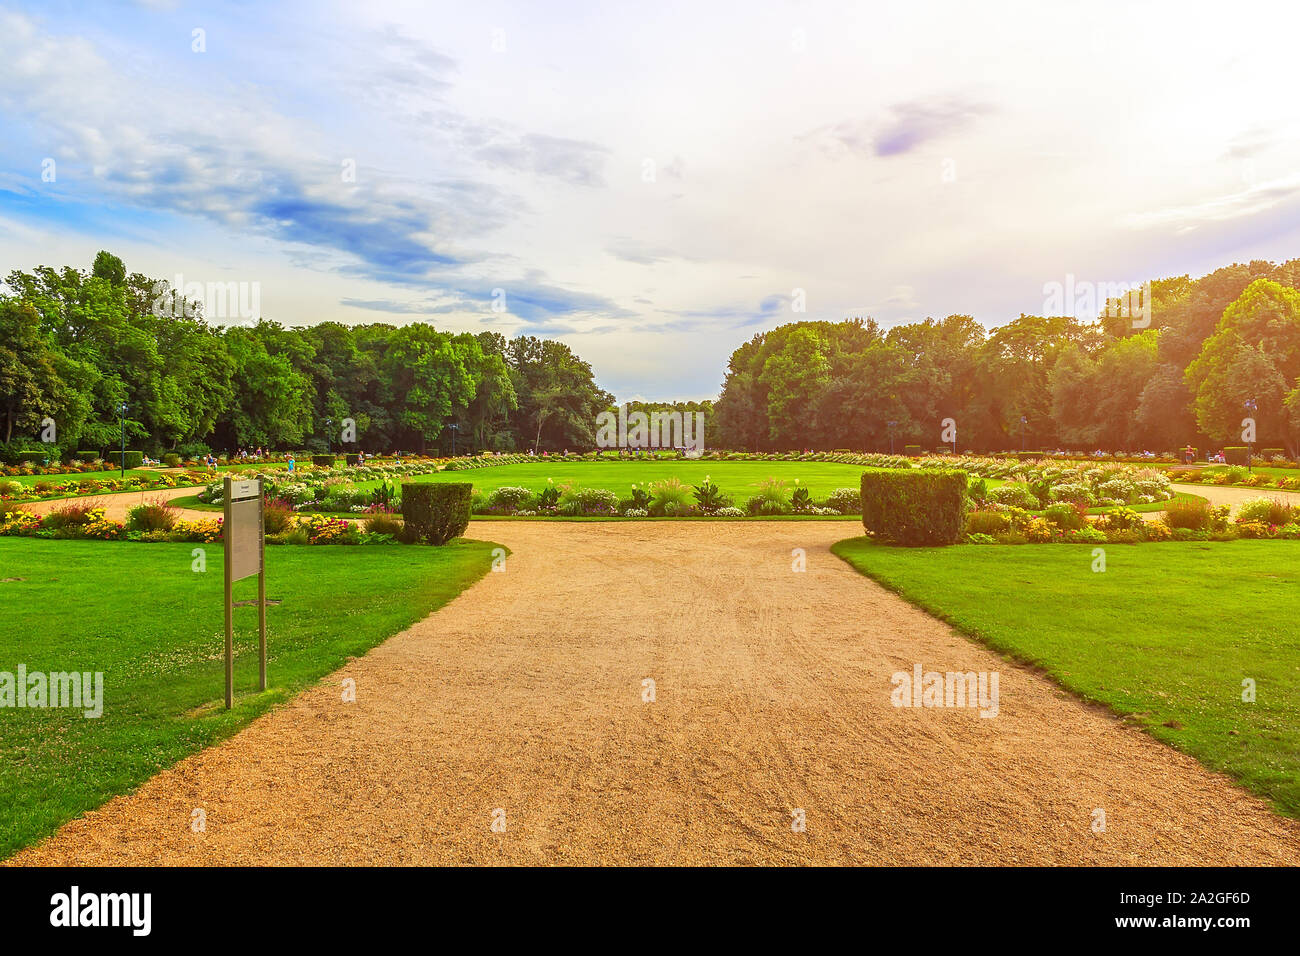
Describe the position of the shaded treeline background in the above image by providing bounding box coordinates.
[0,252,613,457]
[3,252,1300,457]
[714,260,1300,454]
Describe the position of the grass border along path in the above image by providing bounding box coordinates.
[0,536,501,859]
[831,537,1300,818]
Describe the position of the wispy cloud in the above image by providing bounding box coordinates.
[1124,175,1300,231]
[805,95,993,158]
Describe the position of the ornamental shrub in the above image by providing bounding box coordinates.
[400,482,471,545]
[487,486,536,513]
[127,499,179,532]
[826,487,862,514]
[965,511,1010,535]
[1236,497,1294,526]
[745,477,792,515]
[558,486,620,516]
[1161,497,1212,530]
[647,477,693,516]
[988,482,1040,509]
[861,469,967,546]
[1043,502,1085,531]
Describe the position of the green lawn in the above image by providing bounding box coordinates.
[1197,464,1297,480]
[0,536,499,858]
[330,459,878,501]
[831,537,1300,817]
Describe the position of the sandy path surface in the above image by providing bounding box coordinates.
[1174,482,1300,513]
[10,521,1299,866]
[21,485,213,523]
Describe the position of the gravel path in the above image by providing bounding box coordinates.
[1173,483,1300,513]
[10,521,1299,865]
[21,486,213,523]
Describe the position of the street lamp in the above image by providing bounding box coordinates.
[324,418,333,455]
[1245,398,1257,473]
[448,422,459,457]
[887,421,898,455]
[116,402,129,477]
[1019,416,1027,453]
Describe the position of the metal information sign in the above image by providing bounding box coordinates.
[223,475,267,709]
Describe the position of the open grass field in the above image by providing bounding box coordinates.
[342,459,876,500]
[161,459,1202,519]
[831,537,1300,817]
[0,536,500,859]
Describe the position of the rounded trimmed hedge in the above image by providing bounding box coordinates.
[861,469,967,546]
[401,481,472,545]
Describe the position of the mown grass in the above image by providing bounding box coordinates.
[830,537,1300,818]
[327,459,878,500]
[0,536,499,858]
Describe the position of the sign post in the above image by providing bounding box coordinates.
[223,475,267,709]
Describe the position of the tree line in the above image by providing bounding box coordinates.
[0,252,613,458]
[713,259,1300,455]
[5,252,1300,460]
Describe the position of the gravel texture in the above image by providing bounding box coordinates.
[10,521,1299,865]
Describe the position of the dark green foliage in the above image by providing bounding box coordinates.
[1043,502,1085,530]
[312,455,335,467]
[1223,446,1249,464]
[965,511,1011,535]
[536,484,561,509]
[75,451,99,462]
[401,481,471,545]
[860,469,967,545]
[692,478,727,512]
[116,450,143,469]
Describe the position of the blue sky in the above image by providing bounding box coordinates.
[3,0,1300,400]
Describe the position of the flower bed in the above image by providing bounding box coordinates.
[932,455,1175,510]
[0,470,211,503]
[963,497,1300,544]
[1165,467,1300,490]
[0,505,396,545]
[467,475,863,518]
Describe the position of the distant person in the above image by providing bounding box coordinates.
[287,454,295,473]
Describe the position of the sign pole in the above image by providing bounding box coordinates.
[222,474,268,708]
[223,474,234,710]
[257,479,267,691]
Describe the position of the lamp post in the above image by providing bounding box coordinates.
[1019,415,1027,453]
[324,418,333,455]
[887,421,898,455]
[448,422,459,457]
[1245,398,1257,473]
[117,402,129,477]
